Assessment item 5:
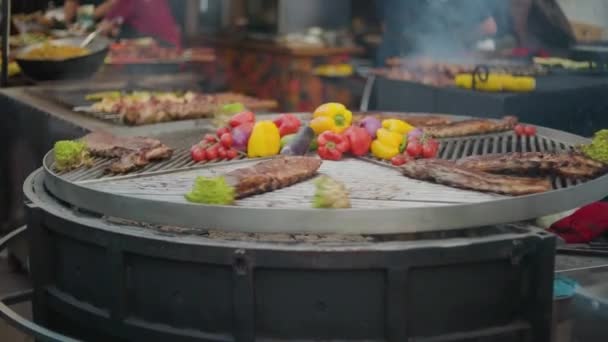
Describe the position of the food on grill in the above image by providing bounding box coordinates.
[21,43,90,60]
[371,128,403,160]
[107,38,215,64]
[53,140,92,172]
[344,126,372,157]
[317,131,351,161]
[248,121,281,158]
[406,136,439,159]
[514,124,537,137]
[382,119,415,135]
[185,156,323,204]
[454,74,536,92]
[423,116,518,138]
[582,129,608,163]
[311,103,353,134]
[458,152,607,179]
[401,159,553,196]
[312,176,351,209]
[82,132,173,173]
[85,91,121,101]
[86,91,277,125]
[273,114,301,137]
[281,127,316,156]
[357,116,382,138]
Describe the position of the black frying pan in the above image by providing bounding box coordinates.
[15,36,110,81]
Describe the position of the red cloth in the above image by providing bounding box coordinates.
[105,0,181,48]
[549,203,608,243]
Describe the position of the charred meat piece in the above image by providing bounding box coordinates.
[401,159,552,196]
[457,152,607,179]
[82,132,173,173]
[423,116,518,138]
[224,157,323,198]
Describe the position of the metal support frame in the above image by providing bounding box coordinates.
[1,0,10,87]
[0,226,80,342]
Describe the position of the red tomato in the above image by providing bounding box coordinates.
[203,134,218,143]
[190,146,207,162]
[514,124,526,136]
[422,144,437,159]
[206,145,219,160]
[218,146,227,159]
[220,133,233,148]
[216,127,231,137]
[406,141,423,157]
[226,148,238,160]
[524,125,537,136]
[391,155,407,166]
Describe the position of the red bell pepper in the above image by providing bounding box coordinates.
[273,114,301,137]
[229,111,255,128]
[317,131,350,161]
[344,126,372,156]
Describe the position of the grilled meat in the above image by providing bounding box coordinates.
[457,152,607,179]
[353,114,452,127]
[224,157,323,198]
[423,116,518,138]
[400,159,552,196]
[82,132,173,173]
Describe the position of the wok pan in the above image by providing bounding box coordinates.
[15,36,110,81]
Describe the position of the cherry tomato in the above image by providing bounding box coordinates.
[524,125,537,136]
[391,154,408,166]
[216,127,231,137]
[203,134,218,143]
[422,144,438,159]
[190,146,207,162]
[514,124,526,136]
[220,133,233,148]
[206,145,219,160]
[218,146,227,159]
[406,141,423,158]
[226,148,238,160]
[427,138,440,149]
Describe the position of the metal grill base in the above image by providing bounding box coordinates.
[26,170,555,342]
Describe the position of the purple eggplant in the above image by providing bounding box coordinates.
[281,126,315,155]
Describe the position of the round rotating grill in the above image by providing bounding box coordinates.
[41,113,608,235]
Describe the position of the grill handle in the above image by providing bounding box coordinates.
[0,226,81,342]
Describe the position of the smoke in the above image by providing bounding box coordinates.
[399,0,502,59]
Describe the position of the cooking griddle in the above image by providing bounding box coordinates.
[40,114,608,235]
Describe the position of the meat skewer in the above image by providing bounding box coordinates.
[423,116,518,138]
[400,159,552,196]
[457,152,607,179]
[82,132,173,173]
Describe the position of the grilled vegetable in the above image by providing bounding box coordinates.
[312,102,352,133]
[358,116,382,138]
[382,119,415,135]
[344,126,372,156]
[582,130,608,163]
[281,127,315,156]
[273,114,301,137]
[53,140,92,172]
[185,176,235,205]
[228,110,255,128]
[248,121,281,158]
[232,122,254,151]
[312,176,351,209]
[317,131,350,161]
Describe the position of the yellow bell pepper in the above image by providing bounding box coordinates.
[312,102,352,133]
[371,140,399,160]
[371,128,403,160]
[382,119,415,134]
[376,128,403,147]
[455,73,535,92]
[309,116,335,135]
[247,121,281,158]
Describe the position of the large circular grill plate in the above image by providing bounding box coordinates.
[40,114,608,235]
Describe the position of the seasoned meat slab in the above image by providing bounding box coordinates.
[457,152,607,179]
[224,157,323,198]
[400,159,552,196]
[82,132,173,173]
[423,116,518,138]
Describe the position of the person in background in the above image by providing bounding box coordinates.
[64,0,115,24]
[510,0,575,50]
[98,0,181,48]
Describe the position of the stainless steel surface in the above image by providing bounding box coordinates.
[36,113,608,235]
